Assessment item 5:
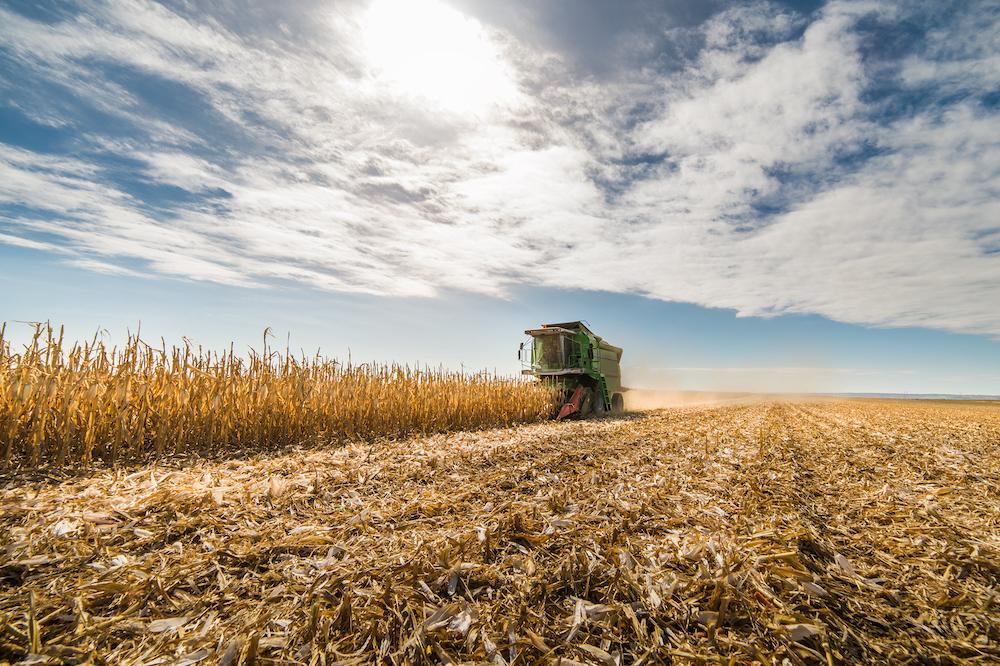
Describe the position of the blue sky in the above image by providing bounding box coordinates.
[1,0,999,394]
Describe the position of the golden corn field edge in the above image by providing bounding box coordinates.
[0,324,558,468]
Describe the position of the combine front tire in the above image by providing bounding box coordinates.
[579,387,594,416]
[592,392,606,416]
[611,393,624,413]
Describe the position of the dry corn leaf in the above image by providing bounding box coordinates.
[147,617,189,633]
[577,642,616,665]
[785,623,822,642]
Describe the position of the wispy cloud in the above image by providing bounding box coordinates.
[0,0,997,336]
[0,232,62,252]
[63,257,142,277]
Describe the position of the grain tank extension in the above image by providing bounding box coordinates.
[519,321,625,419]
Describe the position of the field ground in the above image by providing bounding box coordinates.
[2,399,999,664]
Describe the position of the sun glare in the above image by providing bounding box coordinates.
[362,0,519,115]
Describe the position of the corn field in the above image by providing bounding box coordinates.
[0,324,556,468]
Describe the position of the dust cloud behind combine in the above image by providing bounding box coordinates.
[623,389,760,409]
[621,362,849,409]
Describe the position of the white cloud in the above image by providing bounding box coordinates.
[0,232,61,252]
[0,0,998,337]
[64,258,142,276]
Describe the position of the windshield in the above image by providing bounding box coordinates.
[533,335,567,370]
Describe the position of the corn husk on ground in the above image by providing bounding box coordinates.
[0,324,555,468]
[2,399,999,664]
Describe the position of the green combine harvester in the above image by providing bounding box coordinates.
[519,321,625,419]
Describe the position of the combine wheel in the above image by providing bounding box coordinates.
[611,393,624,413]
[579,387,594,416]
[592,391,606,416]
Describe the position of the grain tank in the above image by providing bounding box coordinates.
[518,321,624,419]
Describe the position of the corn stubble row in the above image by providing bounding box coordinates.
[0,324,556,467]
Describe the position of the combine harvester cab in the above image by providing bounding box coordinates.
[519,321,625,419]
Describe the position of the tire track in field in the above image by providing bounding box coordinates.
[769,401,1000,661]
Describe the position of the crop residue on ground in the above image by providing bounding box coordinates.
[2,399,998,664]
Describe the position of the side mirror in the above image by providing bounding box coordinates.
[518,342,524,360]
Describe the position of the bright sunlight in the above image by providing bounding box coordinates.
[362,0,519,115]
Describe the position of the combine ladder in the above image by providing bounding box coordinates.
[597,377,611,412]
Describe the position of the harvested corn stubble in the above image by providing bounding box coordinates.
[1,399,999,664]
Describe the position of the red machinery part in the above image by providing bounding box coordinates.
[556,385,586,420]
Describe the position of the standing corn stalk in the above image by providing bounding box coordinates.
[0,323,557,468]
